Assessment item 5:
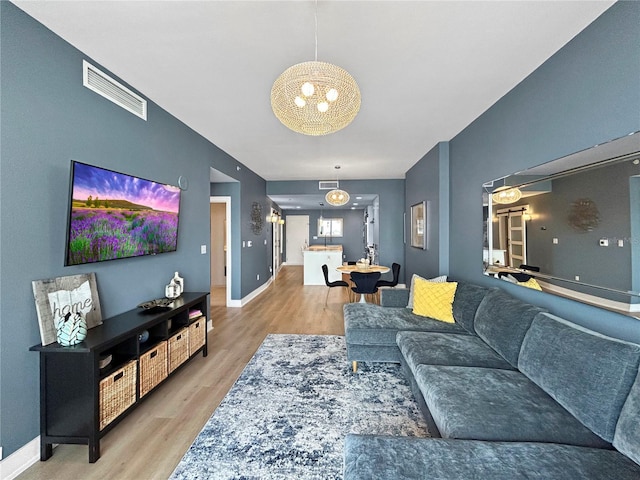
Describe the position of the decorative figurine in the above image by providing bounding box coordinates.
[56,311,87,346]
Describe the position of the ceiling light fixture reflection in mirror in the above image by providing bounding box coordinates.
[482,131,640,317]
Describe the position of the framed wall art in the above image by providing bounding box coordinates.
[411,201,427,249]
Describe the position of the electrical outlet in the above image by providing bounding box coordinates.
[200,245,207,254]
[257,274,260,280]
[553,238,559,244]
[247,240,252,247]
[264,239,267,245]
[242,241,245,248]
[618,239,624,247]
[575,275,580,281]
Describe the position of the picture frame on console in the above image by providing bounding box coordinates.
[32,272,103,346]
[411,201,427,249]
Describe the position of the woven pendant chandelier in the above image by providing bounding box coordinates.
[492,187,522,204]
[325,165,350,206]
[325,187,350,206]
[270,3,361,136]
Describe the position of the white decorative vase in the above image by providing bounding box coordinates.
[172,272,184,296]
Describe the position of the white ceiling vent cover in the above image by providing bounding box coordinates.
[319,181,339,190]
[83,60,147,120]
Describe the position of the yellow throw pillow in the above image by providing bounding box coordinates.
[412,278,458,323]
[518,278,542,291]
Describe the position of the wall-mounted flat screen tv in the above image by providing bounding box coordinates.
[65,161,181,266]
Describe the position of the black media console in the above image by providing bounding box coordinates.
[30,292,209,463]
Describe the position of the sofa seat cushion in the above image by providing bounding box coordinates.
[344,435,640,480]
[519,313,640,443]
[344,303,468,346]
[397,331,514,375]
[415,365,611,448]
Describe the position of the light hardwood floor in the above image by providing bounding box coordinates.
[18,266,347,480]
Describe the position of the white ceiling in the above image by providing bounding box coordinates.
[13,1,613,184]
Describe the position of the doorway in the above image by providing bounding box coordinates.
[210,196,231,306]
[284,215,309,265]
[272,210,283,276]
[496,206,528,268]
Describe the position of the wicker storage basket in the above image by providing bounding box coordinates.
[139,341,167,398]
[99,360,136,430]
[189,317,206,356]
[168,328,189,373]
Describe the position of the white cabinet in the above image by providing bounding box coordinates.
[303,248,343,285]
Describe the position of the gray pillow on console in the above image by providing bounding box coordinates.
[519,313,640,443]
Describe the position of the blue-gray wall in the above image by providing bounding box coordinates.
[445,1,640,341]
[0,3,270,457]
[631,176,640,299]
[405,142,450,282]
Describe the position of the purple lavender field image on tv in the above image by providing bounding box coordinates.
[65,162,181,266]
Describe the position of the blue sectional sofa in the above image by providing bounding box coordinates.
[343,283,640,479]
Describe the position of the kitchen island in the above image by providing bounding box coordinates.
[303,245,343,285]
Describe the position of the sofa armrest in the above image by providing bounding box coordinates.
[380,288,409,307]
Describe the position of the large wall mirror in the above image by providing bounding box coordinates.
[483,131,640,317]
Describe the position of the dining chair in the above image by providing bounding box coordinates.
[374,262,400,304]
[375,263,401,288]
[350,271,381,304]
[322,264,349,306]
[498,264,540,282]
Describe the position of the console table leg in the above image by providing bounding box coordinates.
[88,439,100,463]
[41,441,52,461]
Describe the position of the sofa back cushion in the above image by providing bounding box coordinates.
[519,313,640,442]
[474,289,545,367]
[450,281,495,334]
[614,370,640,466]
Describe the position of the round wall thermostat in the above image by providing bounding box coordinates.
[178,175,189,191]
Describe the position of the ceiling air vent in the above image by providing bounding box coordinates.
[83,60,147,120]
[319,181,339,190]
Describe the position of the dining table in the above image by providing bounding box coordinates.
[336,264,390,303]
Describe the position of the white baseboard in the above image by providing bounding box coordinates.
[224,278,274,308]
[0,437,40,480]
[240,278,273,306]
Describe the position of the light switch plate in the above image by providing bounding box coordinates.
[200,245,207,254]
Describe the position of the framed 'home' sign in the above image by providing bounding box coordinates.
[32,273,102,345]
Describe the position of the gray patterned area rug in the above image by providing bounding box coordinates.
[170,334,429,480]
